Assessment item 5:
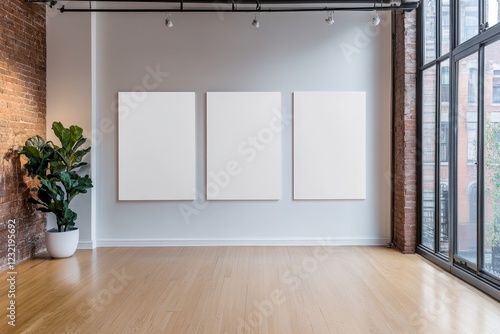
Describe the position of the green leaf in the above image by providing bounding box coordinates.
[69,147,91,170]
[69,125,84,143]
[53,148,70,169]
[52,122,65,144]
[72,162,88,169]
[25,135,46,149]
[71,137,87,154]
[19,145,41,162]
[18,135,58,178]
[49,160,66,175]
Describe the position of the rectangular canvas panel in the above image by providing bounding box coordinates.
[207,92,281,200]
[293,92,366,200]
[119,92,196,200]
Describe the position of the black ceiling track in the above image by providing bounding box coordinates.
[26,0,420,13]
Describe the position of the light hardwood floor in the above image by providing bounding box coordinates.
[1,246,499,333]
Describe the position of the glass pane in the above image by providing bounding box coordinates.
[483,41,500,278]
[457,53,479,265]
[493,70,500,104]
[441,0,451,55]
[424,0,437,64]
[459,0,479,44]
[468,68,478,104]
[485,0,499,29]
[439,59,450,256]
[422,66,437,250]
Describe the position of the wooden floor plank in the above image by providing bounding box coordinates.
[1,246,499,333]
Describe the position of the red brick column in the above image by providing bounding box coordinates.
[0,0,47,270]
[393,10,418,253]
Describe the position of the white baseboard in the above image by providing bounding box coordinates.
[96,238,391,248]
[78,241,95,249]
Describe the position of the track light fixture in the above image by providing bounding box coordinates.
[252,13,260,28]
[31,0,421,14]
[371,10,381,26]
[165,13,173,28]
[325,11,334,25]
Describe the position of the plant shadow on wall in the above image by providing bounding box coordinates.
[2,149,44,258]
[17,122,93,259]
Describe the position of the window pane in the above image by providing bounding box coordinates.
[468,68,478,104]
[484,41,500,278]
[467,121,478,161]
[457,53,479,265]
[440,121,450,162]
[485,0,499,29]
[441,65,450,104]
[441,0,451,55]
[459,0,479,44]
[439,59,450,256]
[493,70,500,104]
[424,0,437,63]
[422,66,437,250]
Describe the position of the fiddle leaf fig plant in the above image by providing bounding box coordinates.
[19,122,93,232]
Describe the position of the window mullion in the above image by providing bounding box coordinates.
[437,0,442,58]
[479,0,485,31]
[477,44,485,273]
[451,57,459,262]
[436,61,442,253]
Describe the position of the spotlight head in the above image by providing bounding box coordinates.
[252,19,260,28]
[325,11,334,25]
[165,18,173,28]
[48,0,57,8]
[371,12,381,26]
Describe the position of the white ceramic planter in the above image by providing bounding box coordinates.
[45,228,79,258]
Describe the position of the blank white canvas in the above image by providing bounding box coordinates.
[207,92,281,200]
[119,92,196,200]
[293,92,366,200]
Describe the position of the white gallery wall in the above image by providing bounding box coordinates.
[47,8,392,246]
[47,9,94,247]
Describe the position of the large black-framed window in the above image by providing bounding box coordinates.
[418,0,500,300]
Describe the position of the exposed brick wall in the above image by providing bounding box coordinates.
[0,0,47,270]
[393,10,417,253]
